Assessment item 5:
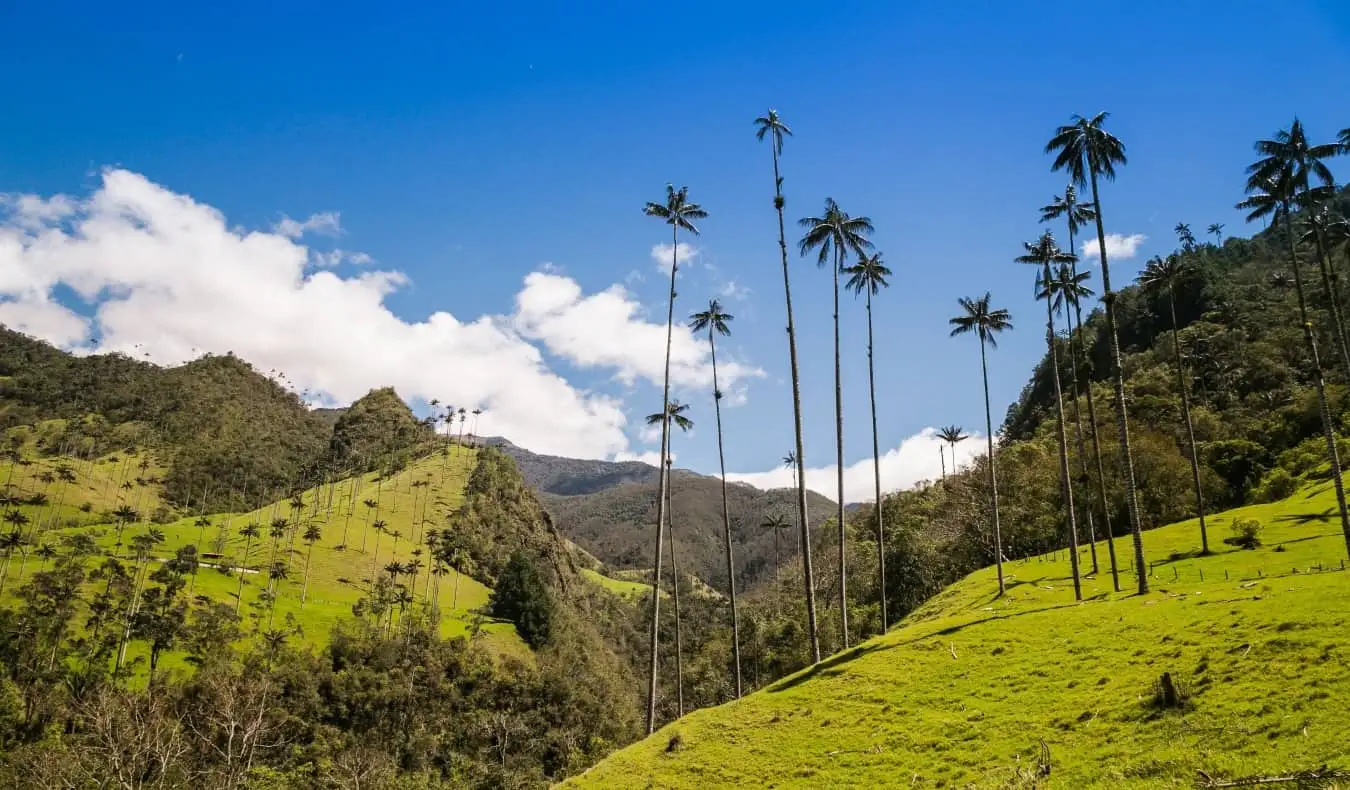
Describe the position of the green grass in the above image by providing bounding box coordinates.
[565,480,1350,789]
[582,567,653,601]
[3,445,528,670]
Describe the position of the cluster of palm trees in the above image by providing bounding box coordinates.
[640,113,1350,732]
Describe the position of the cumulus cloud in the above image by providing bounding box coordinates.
[274,211,342,239]
[1079,233,1146,263]
[0,169,746,459]
[613,450,665,466]
[650,242,698,274]
[513,271,762,390]
[727,427,985,503]
[718,280,751,301]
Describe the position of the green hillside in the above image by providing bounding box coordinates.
[1,437,526,663]
[564,481,1350,789]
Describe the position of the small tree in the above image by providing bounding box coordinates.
[489,551,555,649]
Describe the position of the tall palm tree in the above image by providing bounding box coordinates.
[663,458,685,718]
[646,403,693,720]
[1240,121,1350,557]
[1018,232,1083,601]
[1046,111,1149,594]
[301,522,323,605]
[755,109,819,663]
[799,197,874,649]
[950,293,1013,595]
[688,298,743,696]
[1041,186,1119,588]
[1138,254,1210,554]
[1300,205,1350,380]
[642,184,706,733]
[1040,263,1103,576]
[844,251,893,630]
[1208,223,1225,246]
[0,522,25,594]
[761,513,790,583]
[937,426,969,472]
[236,522,260,613]
[111,504,137,552]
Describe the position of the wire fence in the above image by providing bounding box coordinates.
[1017,548,1349,585]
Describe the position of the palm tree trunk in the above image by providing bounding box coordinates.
[1282,204,1350,557]
[978,338,1005,595]
[1089,169,1148,595]
[708,332,743,698]
[1071,294,1120,591]
[831,246,849,649]
[1311,228,1350,381]
[863,288,888,630]
[770,141,820,664]
[1064,321,1100,575]
[645,224,679,735]
[1044,262,1083,602]
[236,535,253,614]
[666,479,684,718]
[302,542,314,606]
[940,446,946,481]
[1166,286,1210,554]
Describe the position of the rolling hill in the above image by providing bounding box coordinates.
[563,479,1350,788]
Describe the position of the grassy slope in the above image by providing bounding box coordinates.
[3,443,529,667]
[565,481,1350,789]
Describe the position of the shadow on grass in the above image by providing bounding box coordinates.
[1275,509,1335,526]
[767,601,1081,694]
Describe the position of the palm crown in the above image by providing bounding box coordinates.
[937,425,968,445]
[1016,232,1077,278]
[646,401,693,433]
[753,109,792,156]
[1037,263,1094,315]
[798,198,874,269]
[1038,185,1097,234]
[1137,254,1186,294]
[1245,119,1338,201]
[949,293,1013,347]
[644,185,708,237]
[1046,112,1127,186]
[689,299,733,336]
[843,252,892,296]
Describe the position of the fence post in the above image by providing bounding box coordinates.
[1225,569,1229,581]
[1199,568,1203,582]
[1173,566,1179,582]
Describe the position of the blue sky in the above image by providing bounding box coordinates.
[2,1,1349,498]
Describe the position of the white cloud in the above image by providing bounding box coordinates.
[650,242,698,274]
[1079,233,1146,263]
[274,211,342,239]
[718,280,751,301]
[512,271,763,391]
[727,427,985,503]
[613,450,666,466]
[0,169,655,459]
[311,249,373,268]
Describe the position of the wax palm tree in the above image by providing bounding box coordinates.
[645,405,693,720]
[1174,222,1196,251]
[0,525,24,593]
[236,522,260,613]
[950,293,1013,594]
[1046,111,1149,594]
[301,522,323,605]
[1039,263,1103,577]
[642,183,706,734]
[111,504,137,552]
[1240,121,1350,556]
[371,519,388,574]
[1208,223,1225,245]
[937,426,969,472]
[688,298,743,696]
[799,197,874,649]
[762,513,790,583]
[843,251,893,630]
[755,110,820,664]
[360,498,378,553]
[1018,232,1083,601]
[1138,255,1210,554]
[1041,186,1118,589]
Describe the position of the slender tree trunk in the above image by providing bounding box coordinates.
[236,535,253,614]
[1282,204,1350,557]
[1044,262,1083,601]
[302,542,315,605]
[978,338,1005,595]
[1071,291,1120,591]
[862,288,888,630]
[1061,222,1100,576]
[646,223,679,735]
[1166,286,1210,554]
[708,332,743,697]
[1311,228,1350,381]
[831,246,849,649]
[770,141,820,663]
[1089,170,1148,594]
[940,446,946,481]
[666,475,684,718]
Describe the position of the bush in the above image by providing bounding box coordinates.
[1224,518,1263,550]
[1251,468,1297,504]
[489,551,555,649]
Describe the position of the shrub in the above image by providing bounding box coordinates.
[1224,518,1263,550]
[1251,468,1297,503]
[489,551,555,649]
